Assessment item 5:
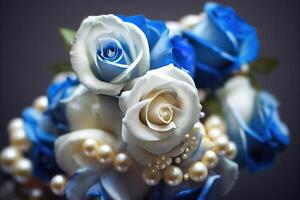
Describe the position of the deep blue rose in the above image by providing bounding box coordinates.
[183,2,259,88]
[22,76,79,181]
[171,35,196,77]
[227,91,290,172]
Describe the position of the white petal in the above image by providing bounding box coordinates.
[101,162,149,200]
[55,129,118,176]
[70,14,150,95]
[66,89,123,137]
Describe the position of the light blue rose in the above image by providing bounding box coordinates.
[225,91,290,171]
[183,2,259,88]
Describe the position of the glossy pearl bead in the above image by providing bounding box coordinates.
[30,188,43,199]
[33,96,48,112]
[188,161,208,182]
[114,153,133,172]
[201,150,219,169]
[142,167,161,186]
[207,128,222,140]
[226,142,237,160]
[96,144,115,164]
[214,135,229,156]
[50,175,67,196]
[82,138,98,157]
[163,166,183,186]
[13,158,32,183]
[10,129,31,152]
[7,118,24,134]
[0,146,21,172]
[204,115,226,133]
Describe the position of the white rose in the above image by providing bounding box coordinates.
[217,76,256,130]
[55,89,123,175]
[120,65,202,164]
[70,14,150,96]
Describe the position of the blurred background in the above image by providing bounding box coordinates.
[0,0,299,199]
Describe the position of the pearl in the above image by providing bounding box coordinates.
[96,144,115,164]
[114,153,133,173]
[82,138,98,157]
[142,167,161,186]
[226,142,237,160]
[207,128,222,140]
[50,175,67,196]
[7,118,24,134]
[0,146,21,173]
[10,129,31,152]
[188,161,208,182]
[163,166,183,186]
[33,96,48,112]
[214,135,229,156]
[166,157,172,166]
[13,158,32,183]
[175,157,181,164]
[201,150,219,169]
[181,153,188,160]
[183,173,189,181]
[204,115,226,133]
[30,188,43,199]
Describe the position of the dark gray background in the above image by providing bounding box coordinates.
[0,0,299,199]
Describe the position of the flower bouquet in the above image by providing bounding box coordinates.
[0,2,289,200]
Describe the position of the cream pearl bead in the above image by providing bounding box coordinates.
[201,150,219,169]
[7,118,24,134]
[29,188,43,199]
[10,129,31,152]
[96,144,115,164]
[142,167,161,186]
[50,175,67,196]
[33,96,48,113]
[82,138,98,157]
[13,158,32,183]
[188,161,208,182]
[113,153,133,173]
[0,146,21,173]
[204,115,226,133]
[226,142,237,160]
[214,135,229,156]
[207,128,222,140]
[163,166,183,186]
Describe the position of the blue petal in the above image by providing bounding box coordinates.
[150,30,173,68]
[66,168,110,200]
[171,36,196,77]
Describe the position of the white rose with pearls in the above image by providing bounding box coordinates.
[55,90,123,175]
[120,65,202,164]
[70,14,150,96]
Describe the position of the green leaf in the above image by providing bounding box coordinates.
[250,57,279,74]
[49,62,72,74]
[59,27,76,51]
[246,73,261,90]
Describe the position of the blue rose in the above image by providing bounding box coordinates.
[219,77,290,172]
[171,35,196,77]
[22,76,79,181]
[183,2,259,88]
